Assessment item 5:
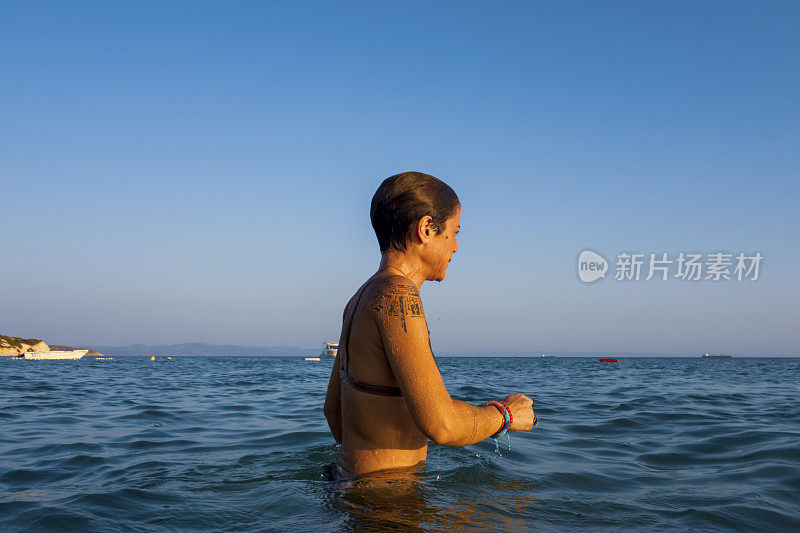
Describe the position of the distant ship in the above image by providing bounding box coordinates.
[20,350,89,360]
[702,353,733,358]
[320,342,338,358]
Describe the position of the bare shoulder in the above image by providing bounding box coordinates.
[363,276,425,332]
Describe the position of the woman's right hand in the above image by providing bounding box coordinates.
[503,393,536,431]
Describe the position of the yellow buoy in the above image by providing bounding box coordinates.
[167,357,172,360]
[150,356,156,361]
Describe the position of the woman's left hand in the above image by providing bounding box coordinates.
[502,393,537,431]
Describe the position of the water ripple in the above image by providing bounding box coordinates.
[0,356,798,532]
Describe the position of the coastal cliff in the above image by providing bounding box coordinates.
[0,335,104,357]
[0,334,50,356]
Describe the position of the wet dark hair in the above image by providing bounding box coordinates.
[370,171,460,254]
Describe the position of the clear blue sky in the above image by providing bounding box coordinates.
[2,1,798,355]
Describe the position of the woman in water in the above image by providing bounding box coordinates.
[324,171,537,477]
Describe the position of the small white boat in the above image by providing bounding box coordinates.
[23,350,89,360]
[320,342,338,358]
[304,357,320,361]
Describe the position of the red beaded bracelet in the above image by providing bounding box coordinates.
[497,400,514,430]
[483,400,511,434]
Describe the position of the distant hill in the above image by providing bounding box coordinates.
[92,342,317,357]
[91,344,689,358]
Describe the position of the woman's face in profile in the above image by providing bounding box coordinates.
[428,206,460,282]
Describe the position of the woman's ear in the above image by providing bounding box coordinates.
[416,215,434,244]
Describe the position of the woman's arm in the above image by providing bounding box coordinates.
[323,342,343,444]
[368,277,534,446]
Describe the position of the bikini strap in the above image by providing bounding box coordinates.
[342,282,371,376]
[340,276,403,397]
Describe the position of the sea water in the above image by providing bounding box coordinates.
[1,356,798,532]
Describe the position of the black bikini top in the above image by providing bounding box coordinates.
[339,277,403,397]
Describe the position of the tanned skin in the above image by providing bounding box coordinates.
[324,206,536,476]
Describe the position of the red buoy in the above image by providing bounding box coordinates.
[600,358,619,362]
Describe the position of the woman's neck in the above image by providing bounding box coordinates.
[378,252,425,291]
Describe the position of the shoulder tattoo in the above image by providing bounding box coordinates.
[369,282,424,333]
